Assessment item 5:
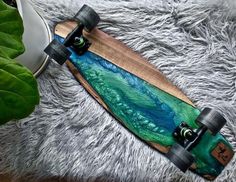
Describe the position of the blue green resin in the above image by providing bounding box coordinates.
[56,36,232,178]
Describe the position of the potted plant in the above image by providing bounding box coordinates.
[0,0,40,124]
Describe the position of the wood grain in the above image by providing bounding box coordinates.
[55,21,194,106]
[67,61,170,154]
[55,20,196,156]
[66,61,109,111]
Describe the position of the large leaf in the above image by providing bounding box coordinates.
[0,0,40,124]
[0,57,39,124]
[0,0,25,59]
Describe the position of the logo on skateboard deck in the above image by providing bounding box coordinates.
[211,142,234,166]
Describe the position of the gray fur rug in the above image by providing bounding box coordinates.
[1,0,236,181]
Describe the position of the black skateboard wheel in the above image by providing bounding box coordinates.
[44,39,71,65]
[75,4,100,32]
[196,108,227,135]
[166,143,195,172]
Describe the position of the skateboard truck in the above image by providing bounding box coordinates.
[63,23,91,55]
[167,108,227,172]
[44,4,100,65]
[173,122,207,151]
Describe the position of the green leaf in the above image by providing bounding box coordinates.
[0,0,40,124]
[0,57,39,124]
[0,1,25,59]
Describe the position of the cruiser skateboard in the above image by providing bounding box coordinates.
[44,5,234,180]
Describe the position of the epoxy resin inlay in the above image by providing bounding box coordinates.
[55,35,230,177]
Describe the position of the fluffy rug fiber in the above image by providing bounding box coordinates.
[1,0,236,181]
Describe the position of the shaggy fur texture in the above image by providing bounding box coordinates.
[206,0,236,17]
[0,0,236,181]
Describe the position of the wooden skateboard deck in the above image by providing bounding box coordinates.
[54,20,234,180]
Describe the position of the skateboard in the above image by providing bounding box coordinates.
[44,5,234,180]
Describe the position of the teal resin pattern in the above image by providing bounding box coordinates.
[56,35,232,178]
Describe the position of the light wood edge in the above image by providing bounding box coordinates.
[66,61,219,181]
[55,21,194,106]
[55,21,154,69]
[55,21,216,180]
[66,61,109,111]
[66,61,170,153]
